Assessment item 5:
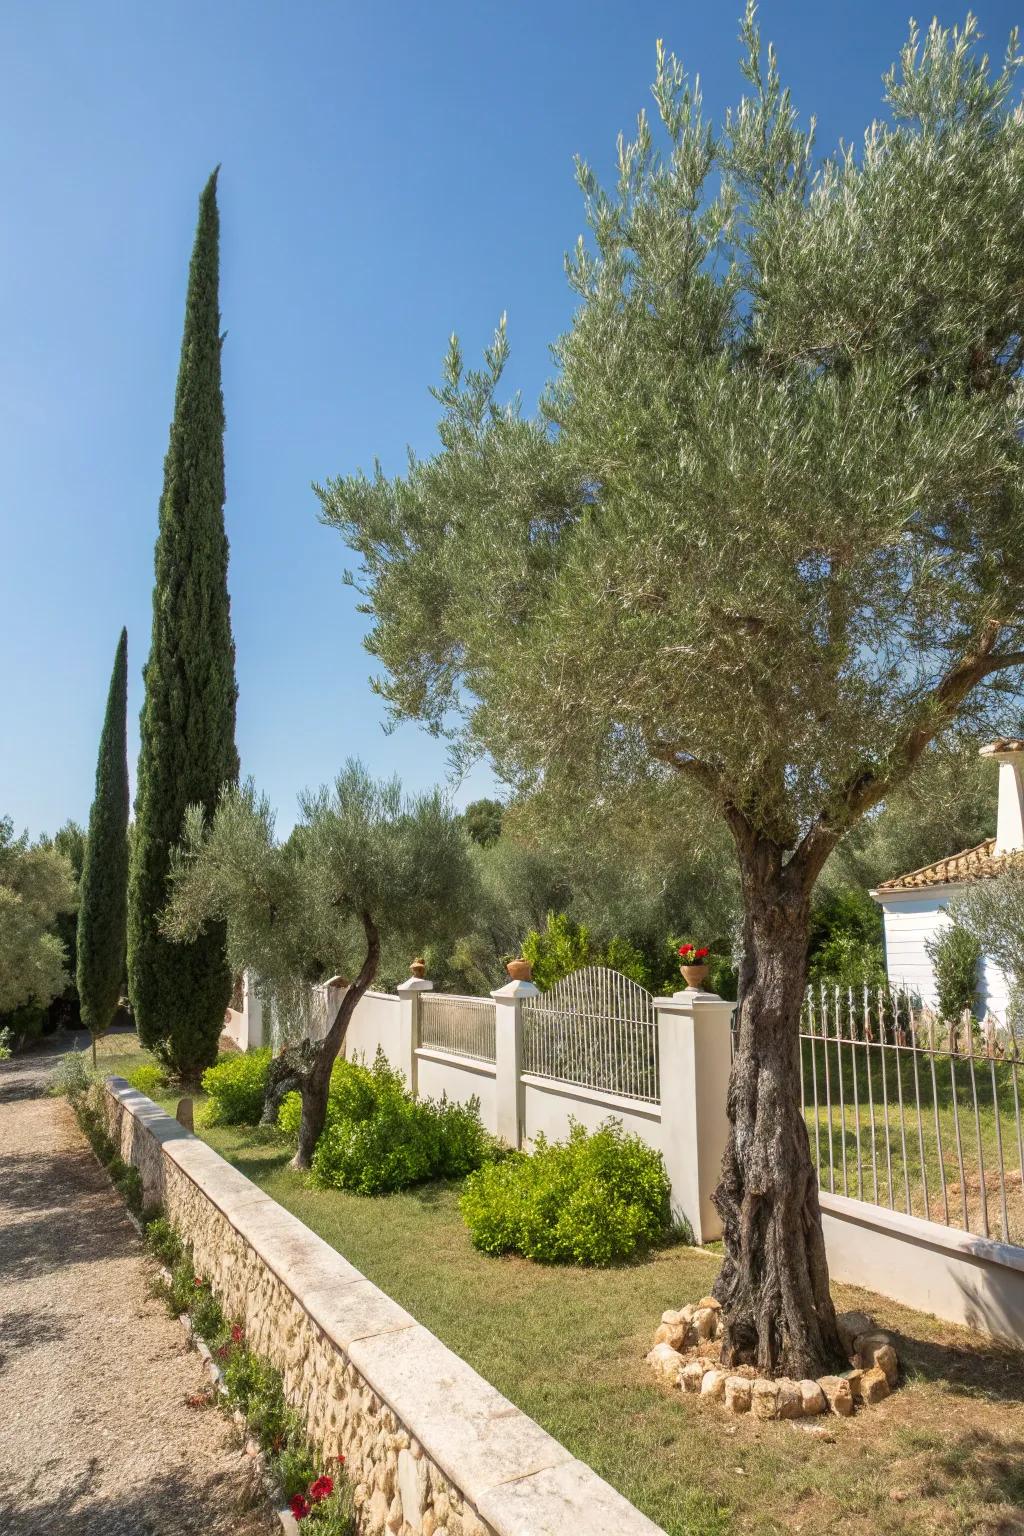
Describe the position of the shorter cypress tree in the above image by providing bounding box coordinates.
[78,629,130,1065]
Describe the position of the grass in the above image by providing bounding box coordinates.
[802,1038,1024,1246]
[86,1032,1024,1536]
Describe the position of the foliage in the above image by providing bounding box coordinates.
[951,862,1024,1035]
[201,1047,271,1124]
[277,1050,496,1195]
[48,1049,97,1102]
[460,1118,673,1265]
[127,1063,166,1098]
[144,1214,183,1268]
[522,911,650,991]
[0,816,76,1017]
[77,628,130,1050]
[45,820,87,1030]
[128,169,239,1081]
[162,761,478,1163]
[463,797,504,846]
[808,885,886,989]
[0,1027,10,1061]
[925,922,982,1024]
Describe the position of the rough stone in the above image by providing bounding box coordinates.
[751,1380,780,1420]
[776,1379,802,1420]
[697,1296,721,1311]
[692,1307,717,1342]
[700,1369,728,1400]
[860,1366,891,1404]
[841,1368,864,1403]
[681,1361,705,1393]
[818,1376,854,1417]
[647,1343,683,1383]
[724,1377,751,1414]
[798,1379,826,1416]
[835,1310,873,1356]
[653,1322,687,1351]
[660,1309,684,1327]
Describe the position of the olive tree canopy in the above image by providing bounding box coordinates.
[163,762,476,1165]
[317,13,1024,1376]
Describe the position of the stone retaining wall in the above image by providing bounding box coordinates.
[101,1077,664,1536]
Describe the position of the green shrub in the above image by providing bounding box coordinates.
[201,1048,271,1125]
[48,1050,95,1101]
[127,1063,165,1098]
[278,1050,494,1195]
[0,1026,11,1061]
[145,1215,183,1268]
[460,1119,673,1265]
[926,922,981,1025]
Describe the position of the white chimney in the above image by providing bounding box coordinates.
[979,740,1024,855]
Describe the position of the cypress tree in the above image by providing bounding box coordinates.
[127,169,239,1080]
[77,628,130,1066]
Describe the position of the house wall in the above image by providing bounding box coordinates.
[878,888,1012,1021]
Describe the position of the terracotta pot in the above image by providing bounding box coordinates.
[506,957,533,982]
[409,957,426,979]
[681,963,709,988]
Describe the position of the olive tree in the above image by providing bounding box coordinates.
[951,866,1024,1041]
[317,14,1024,1376]
[0,818,77,1018]
[162,763,476,1166]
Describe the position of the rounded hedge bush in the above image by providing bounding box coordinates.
[127,1063,165,1098]
[278,1049,496,1195]
[459,1118,672,1265]
[201,1047,271,1124]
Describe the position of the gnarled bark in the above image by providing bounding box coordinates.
[712,847,844,1380]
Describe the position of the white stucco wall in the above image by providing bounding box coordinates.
[416,1049,498,1128]
[342,988,401,1065]
[878,887,1011,1021]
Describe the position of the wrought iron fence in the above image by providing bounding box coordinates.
[418,993,496,1064]
[521,965,659,1103]
[795,984,1023,1248]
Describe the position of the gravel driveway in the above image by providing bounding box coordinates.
[0,1043,279,1535]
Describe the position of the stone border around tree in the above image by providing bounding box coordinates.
[646,1300,899,1419]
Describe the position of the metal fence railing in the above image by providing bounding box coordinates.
[418,993,496,1064]
[521,966,659,1103]
[793,984,1024,1248]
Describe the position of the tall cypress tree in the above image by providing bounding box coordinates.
[128,169,239,1080]
[78,628,130,1066]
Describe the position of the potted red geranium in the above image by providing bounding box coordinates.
[678,943,710,988]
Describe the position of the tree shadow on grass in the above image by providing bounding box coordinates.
[896,1322,1024,1407]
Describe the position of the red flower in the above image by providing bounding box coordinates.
[678,943,693,957]
[216,1344,229,1361]
[310,1475,334,1502]
[695,947,709,960]
[290,1495,310,1521]
[193,1276,205,1288]
[336,1454,345,1465]
[231,1324,244,1344]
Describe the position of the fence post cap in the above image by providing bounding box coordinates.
[491,978,539,1001]
[396,976,434,995]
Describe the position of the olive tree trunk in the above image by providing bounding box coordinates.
[712,843,844,1380]
[290,915,380,1171]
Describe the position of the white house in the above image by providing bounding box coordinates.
[872,739,1024,1021]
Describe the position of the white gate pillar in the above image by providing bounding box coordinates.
[397,970,433,1095]
[655,987,735,1244]
[491,977,537,1147]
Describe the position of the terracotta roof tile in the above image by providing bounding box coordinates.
[874,838,1016,892]
[979,739,1024,756]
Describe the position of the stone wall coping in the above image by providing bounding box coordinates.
[819,1190,1024,1275]
[104,1076,665,1536]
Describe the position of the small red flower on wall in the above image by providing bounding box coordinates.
[193,1276,205,1288]
[231,1324,243,1344]
[310,1475,334,1502]
[336,1454,346,1465]
[289,1494,310,1521]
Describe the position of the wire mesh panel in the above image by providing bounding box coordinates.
[521,966,659,1103]
[419,993,496,1063]
[799,983,1024,1248]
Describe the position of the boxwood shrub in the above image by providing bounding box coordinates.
[459,1118,673,1265]
[201,1047,271,1124]
[279,1050,496,1195]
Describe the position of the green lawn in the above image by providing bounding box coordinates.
[89,1033,1024,1536]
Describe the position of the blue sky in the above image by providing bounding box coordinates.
[1,1,1019,837]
